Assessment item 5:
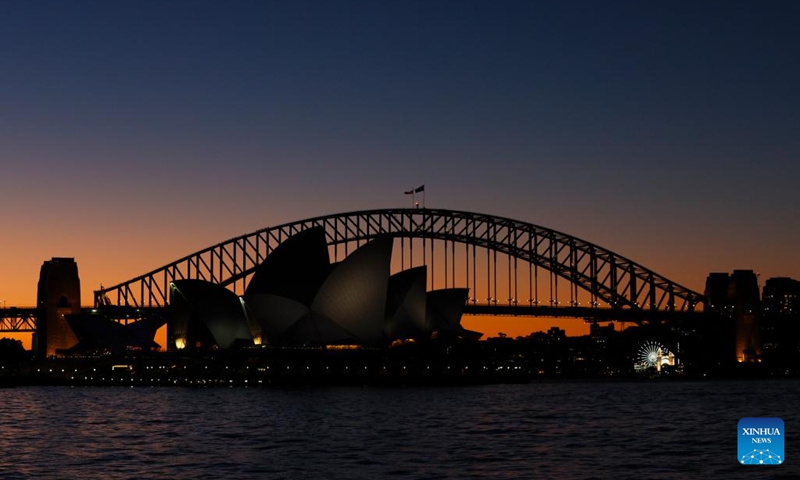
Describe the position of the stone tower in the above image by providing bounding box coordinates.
[35,257,81,357]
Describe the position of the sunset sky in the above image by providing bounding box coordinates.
[2,1,799,345]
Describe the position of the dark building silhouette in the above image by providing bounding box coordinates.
[703,270,762,363]
[763,277,800,316]
[35,257,81,357]
[704,273,732,313]
[729,270,761,362]
[547,327,566,342]
[65,310,164,354]
[703,272,735,364]
[761,277,800,368]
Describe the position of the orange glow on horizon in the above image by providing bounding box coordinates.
[1,332,32,350]
[4,317,597,352]
[0,237,708,352]
[461,315,591,339]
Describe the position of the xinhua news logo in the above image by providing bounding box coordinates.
[739,418,784,465]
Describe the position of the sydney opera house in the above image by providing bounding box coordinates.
[168,227,479,351]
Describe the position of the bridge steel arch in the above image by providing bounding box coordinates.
[94,208,703,314]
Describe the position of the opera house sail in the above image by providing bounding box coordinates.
[170,279,256,350]
[385,266,427,341]
[167,227,480,351]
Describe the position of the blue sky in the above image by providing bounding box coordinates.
[1,0,798,306]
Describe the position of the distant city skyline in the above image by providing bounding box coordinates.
[2,1,798,344]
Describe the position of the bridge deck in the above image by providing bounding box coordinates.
[463,305,704,322]
[0,304,705,333]
[0,308,38,332]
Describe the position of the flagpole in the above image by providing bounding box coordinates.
[406,185,424,208]
[404,187,415,208]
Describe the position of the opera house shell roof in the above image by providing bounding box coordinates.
[169,227,480,350]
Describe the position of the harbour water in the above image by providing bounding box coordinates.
[1,379,799,479]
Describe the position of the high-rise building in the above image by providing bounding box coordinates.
[704,272,732,313]
[729,270,761,362]
[761,277,800,357]
[703,270,762,363]
[35,258,81,357]
[763,277,800,316]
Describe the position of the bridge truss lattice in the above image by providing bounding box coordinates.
[95,209,703,317]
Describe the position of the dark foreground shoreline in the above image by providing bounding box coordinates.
[2,340,794,388]
[1,343,531,388]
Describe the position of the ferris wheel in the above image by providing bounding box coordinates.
[637,340,674,370]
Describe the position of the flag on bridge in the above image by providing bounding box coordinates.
[405,185,425,208]
[404,185,425,208]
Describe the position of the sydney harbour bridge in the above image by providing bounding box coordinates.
[0,208,705,333]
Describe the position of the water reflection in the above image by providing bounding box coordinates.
[0,381,798,479]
